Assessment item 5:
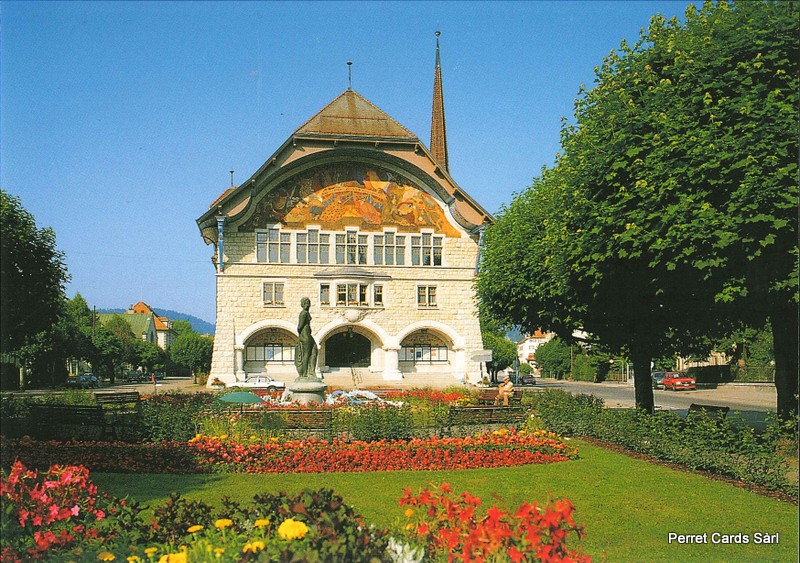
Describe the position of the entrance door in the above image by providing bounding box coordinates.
[326,331,371,368]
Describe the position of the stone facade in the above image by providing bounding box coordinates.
[198,90,491,389]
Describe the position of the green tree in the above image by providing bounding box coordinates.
[134,339,166,375]
[534,338,572,379]
[169,332,213,383]
[91,326,124,380]
[0,190,69,384]
[481,332,517,381]
[171,319,193,336]
[479,1,798,418]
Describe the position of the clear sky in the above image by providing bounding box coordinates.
[1,0,692,324]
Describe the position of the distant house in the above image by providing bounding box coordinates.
[517,330,553,371]
[126,301,176,350]
[97,302,176,350]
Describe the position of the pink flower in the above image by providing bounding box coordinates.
[71,505,80,516]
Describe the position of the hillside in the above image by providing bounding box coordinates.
[97,308,215,335]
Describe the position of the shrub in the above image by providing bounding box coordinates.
[135,392,216,442]
[336,403,415,441]
[532,390,797,496]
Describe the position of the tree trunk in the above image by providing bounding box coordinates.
[771,306,799,424]
[18,366,26,391]
[630,347,654,414]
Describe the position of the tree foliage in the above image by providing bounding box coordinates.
[169,332,213,381]
[0,190,69,354]
[478,1,798,417]
[481,332,517,380]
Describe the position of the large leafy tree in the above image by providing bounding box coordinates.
[479,1,798,417]
[169,332,213,383]
[0,190,69,354]
[481,332,518,381]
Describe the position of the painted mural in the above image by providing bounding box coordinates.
[242,164,460,236]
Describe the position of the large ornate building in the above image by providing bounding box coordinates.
[197,38,491,388]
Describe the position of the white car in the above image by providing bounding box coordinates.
[230,375,285,392]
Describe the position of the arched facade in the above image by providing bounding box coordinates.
[199,89,491,389]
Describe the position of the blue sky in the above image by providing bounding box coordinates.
[1,0,692,324]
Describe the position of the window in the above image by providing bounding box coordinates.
[336,231,367,265]
[257,227,290,263]
[246,344,294,362]
[399,346,449,363]
[417,285,437,308]
[262,281,285,306]
[324,280,384,307]
[297,230,330,264]
[373,232,406,265]
[336,283,369,306]
[411,233,443,266]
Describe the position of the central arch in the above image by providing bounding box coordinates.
[325,330,371,367]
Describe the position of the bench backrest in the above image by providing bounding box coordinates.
[95,392,141,405]
[688,403,730,421]
[30,404,105,424]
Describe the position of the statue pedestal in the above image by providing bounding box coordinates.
[288,378,326,405]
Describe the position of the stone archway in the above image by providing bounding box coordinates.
[325,330,371,368]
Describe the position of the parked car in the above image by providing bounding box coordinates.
[651,371,666,389]
[520,374,537,386]
[125,371,145,383]
[230,375,285,392]
[662,371,696,391]
[65,374,99,389]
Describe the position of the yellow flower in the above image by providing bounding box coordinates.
[214,518,233,529]
[219,434,228,440]
[278,518,310,540]
[187,525,204,533]
[213,548,224,556]
[404,508,414,518]
[127,557,142,563]
[243,541,266,553]
[254,518,270,528]
[144,548,158,556]
[157,553,187,563]
[98,553,116,561]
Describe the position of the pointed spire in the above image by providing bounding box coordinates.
[430,30,449,173]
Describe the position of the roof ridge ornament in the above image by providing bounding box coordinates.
[347,60,353,91]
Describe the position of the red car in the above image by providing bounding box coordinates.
[662,372,696,391]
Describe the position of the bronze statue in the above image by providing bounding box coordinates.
[294,297,318,379]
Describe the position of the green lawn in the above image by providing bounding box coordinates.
[92,439,797,562]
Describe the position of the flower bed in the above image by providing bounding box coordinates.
[1,430,576,474]
[187,429,577,473]
[1,462,590,562]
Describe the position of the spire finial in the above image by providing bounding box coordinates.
[435,30,441,67]
[229,169,235,187]
[347,60,353,90]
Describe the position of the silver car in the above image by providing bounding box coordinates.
[230,375,285,392]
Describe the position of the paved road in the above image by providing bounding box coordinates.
[526,378,778,431]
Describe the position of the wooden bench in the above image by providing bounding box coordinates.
[95,391,141,411]
[446,406,526,426]
[29,404,114,440]
[475,388,524,406]
[232,408,334,439]
[688,403,730,422]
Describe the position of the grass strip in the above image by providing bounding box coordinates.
[92,439,797,562]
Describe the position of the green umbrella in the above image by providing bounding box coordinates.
[219,391,264,412]
[219,391,264,403]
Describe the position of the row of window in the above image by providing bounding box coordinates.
[256,228,444,267]
[262,281,437,308]
[244,344,449,364]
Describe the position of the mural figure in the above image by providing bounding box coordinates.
[294,297,318,379]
